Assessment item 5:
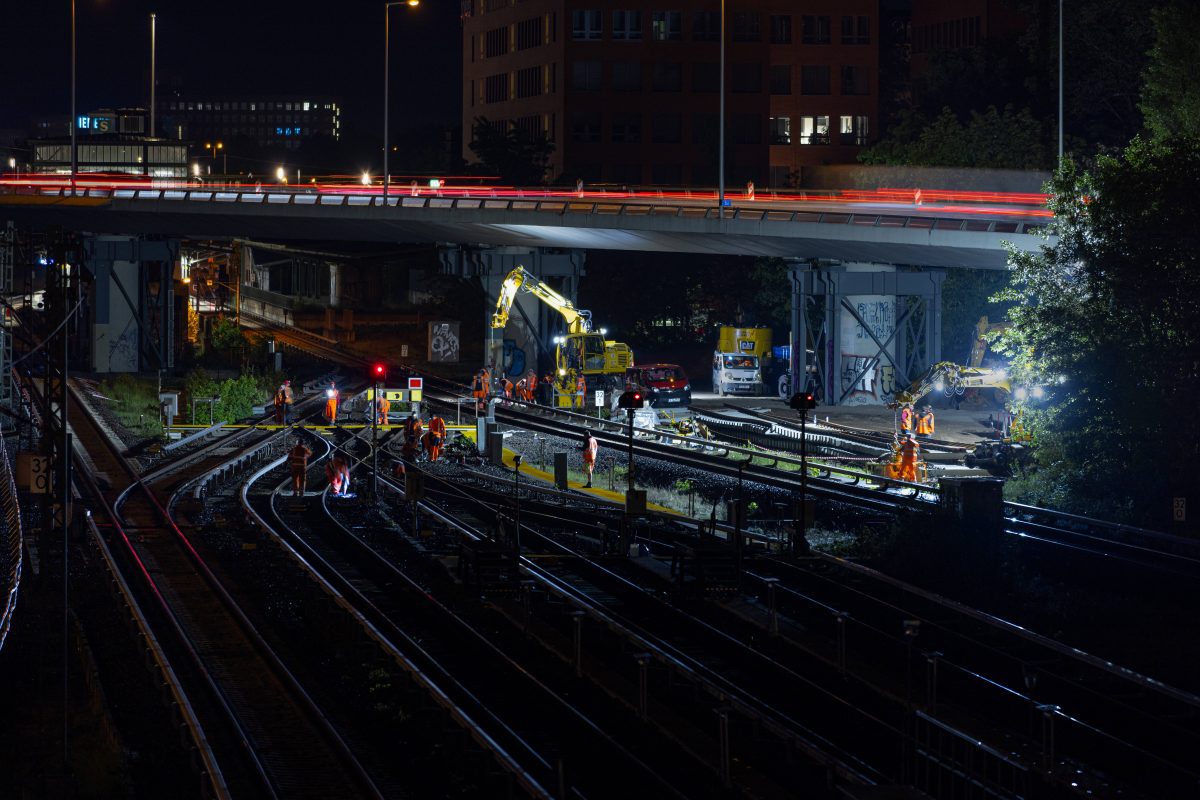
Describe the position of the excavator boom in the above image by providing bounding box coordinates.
[490,265,591,334]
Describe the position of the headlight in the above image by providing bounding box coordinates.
[934,380,945,392]
[325,389,335,398]
[683,384,690,391]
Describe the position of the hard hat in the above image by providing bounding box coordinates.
[284,379,291,385]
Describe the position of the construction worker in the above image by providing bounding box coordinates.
[916,405,935,440]
[274,384,286,424]
[898,403,914,437]
[324,381,340,425]
[374,392,391,426]
[502,376,514,402]
[898,432,920,483]
[539,373,554,405]
[425,414,447,462]
[581,429,598,488]
[282,380,294,423]
[402,411,424,460]
[325,453,351,497]
[287,438,313,497]
[472,368,489,412]
[524,370,538,403]
[514,375,527,403]
[574,372,586,411]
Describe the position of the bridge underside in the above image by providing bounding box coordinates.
[0,197,1039,269]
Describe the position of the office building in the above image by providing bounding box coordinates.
[461,1,879,187]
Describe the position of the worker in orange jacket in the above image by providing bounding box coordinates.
[898,432,920,482]
[425,415,447,462]
[523,371,538,402]
[374,393,391,426]
[472,368,490,412]
[574,373,587,411]
[581,429,599,488]
[325,454,351,497]
[287,439,313,497]
[323,382,340,424]
[898,403,914,436]
[402,412,424,460]
[916,405,935,440]
[502,376,514,402]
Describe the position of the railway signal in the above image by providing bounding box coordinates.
[371,363,387,382]
[788,392,816,557]
[617,390,644,409]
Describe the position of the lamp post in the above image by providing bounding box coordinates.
[70,0,76,194]
[383,0,420,201]
[1057,0,1063,164]
[204,142,226,175]
[717,0,725,215]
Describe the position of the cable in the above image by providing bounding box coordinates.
[12,299,83,367]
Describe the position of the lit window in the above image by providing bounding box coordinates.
[303,101,310,111]
[769,116,791,145]
[799,115,830,145]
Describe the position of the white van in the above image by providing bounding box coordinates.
[712,352,761,396]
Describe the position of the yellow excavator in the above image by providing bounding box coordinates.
[891,361,1012,407]
[491,265,634,406]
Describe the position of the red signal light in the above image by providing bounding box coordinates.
[372,364,387,381]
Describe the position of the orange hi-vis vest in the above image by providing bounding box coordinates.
[916,411,934,435]
[899,437,919,461]
[288,446,310,470]
[899,406,913,432]
[583,436,598,463]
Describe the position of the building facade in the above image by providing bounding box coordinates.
[910,0,1027,76]
[160,97,342,151]
[31,108,187,178]
[462,1,879,187]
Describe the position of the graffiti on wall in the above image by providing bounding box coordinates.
[839,296,897,405]
[427,321,460,363]
[502,339,527,377]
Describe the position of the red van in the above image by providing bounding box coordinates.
[625,364,691,408]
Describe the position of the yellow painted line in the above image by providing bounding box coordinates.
[498,448,679,515]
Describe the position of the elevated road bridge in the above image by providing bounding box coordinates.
[1,179,1049,270]
[1,178,1054,405]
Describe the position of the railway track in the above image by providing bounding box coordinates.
[63,380,383,799]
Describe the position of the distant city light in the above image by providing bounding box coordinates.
[192,163,200,177]
[361,171,371,186]
[276,166,286,183]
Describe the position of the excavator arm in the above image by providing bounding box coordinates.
[490,265,591,334]
[892,361,1012,406]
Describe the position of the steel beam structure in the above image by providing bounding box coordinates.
[789,264,945,407]
[85,236,179,373]
[0,223,12,428]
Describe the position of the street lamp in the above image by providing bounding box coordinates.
[383,0,420,201]
[275,166,286,183]
[204,142,226,175]
[361,171,372,186]
[718,0,725,216]
[70,0,77,194]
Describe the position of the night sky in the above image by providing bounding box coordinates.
[0,0,463,136]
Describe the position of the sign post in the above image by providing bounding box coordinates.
[594,389,604,419]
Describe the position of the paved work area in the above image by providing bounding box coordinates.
[693,393,1010,446]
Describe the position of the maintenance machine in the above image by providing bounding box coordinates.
[491,265,634,406]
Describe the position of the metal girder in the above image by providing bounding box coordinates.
[790,264,946,406]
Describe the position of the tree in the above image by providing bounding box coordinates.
[859,106,1047,169]
[1140,3,1200,143]
[469,117,554,185]
[992,137,1200,526]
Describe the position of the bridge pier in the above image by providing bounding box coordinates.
[439,246,586,378]
[86,234,182,373]
[789,262,945,406]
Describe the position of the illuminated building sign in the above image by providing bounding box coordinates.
[77,115,116,132]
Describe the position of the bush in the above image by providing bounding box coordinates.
[99,375,163,438]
